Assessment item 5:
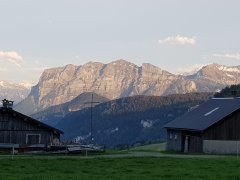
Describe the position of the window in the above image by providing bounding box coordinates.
[26,134,41,144]
[174,134,178,140]
[169,133,173,139]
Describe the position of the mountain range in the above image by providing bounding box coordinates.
[0,80,30,103]
[1,59,238,147]
[14,60,240,115]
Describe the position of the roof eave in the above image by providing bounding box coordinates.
[165,127,204,132]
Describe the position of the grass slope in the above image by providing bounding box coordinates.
[0,156,240,180]
[130,143,166,152]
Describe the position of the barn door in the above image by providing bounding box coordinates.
[183,136,189,153]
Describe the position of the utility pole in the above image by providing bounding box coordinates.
[85,93,99,143]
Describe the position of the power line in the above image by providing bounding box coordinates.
[84,93,99,142]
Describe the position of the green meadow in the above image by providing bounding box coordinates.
[0,155,240,180]
[130,142,166,152]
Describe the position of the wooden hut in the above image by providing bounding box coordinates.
[0,99,63,151]
[164,98,240,154]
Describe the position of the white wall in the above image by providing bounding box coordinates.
[203,140,240,154]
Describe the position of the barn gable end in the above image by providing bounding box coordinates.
[0,100,63,150]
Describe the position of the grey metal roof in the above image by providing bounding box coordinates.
[164,98,240,131]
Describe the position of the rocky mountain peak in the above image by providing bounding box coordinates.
[142,63,161,69]
[141,63,174,76]
[197,63,240,74]
[186,63,240,87]
[82,61,104,67]
[111,59,135,65]
[14,60,240,115]
[0,80,30,103]
[15,60,180,114]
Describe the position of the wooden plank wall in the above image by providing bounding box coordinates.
[181,131,203,153]
[188,135,203,153]
[204,110,240,140]
[166,130,182,151]
[0,110,53,145]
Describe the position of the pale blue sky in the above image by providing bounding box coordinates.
[1,0,240,84]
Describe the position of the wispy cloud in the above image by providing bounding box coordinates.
[212,53,240,60]
[0,68,8,72]
[159,35,197,45]
[0,51,23,67]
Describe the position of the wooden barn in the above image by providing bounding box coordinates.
[164,97,240,154]
[0,99,63,151]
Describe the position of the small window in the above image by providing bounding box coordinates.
[169,133,173,139]
[26,134,41,144]
[174,134,178,140]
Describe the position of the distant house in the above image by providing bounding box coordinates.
[0,99,63,151]
[164,98,240,154]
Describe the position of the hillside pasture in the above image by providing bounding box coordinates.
[130,142,166,152]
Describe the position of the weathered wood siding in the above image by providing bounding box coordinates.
[0,109,55,145]
[166,130,182,151]
[203,110,240,140]
[181,131,203,153]
[167,129,203,153]
[166,105,240,154]
[188,134,203,153]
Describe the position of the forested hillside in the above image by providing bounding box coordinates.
[214,84,240,97]
[54,92,213,147]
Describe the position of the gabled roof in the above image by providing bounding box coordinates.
[0,107,64,134]
[164,98,240,131]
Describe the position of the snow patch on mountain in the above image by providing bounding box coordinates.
[0,81,6,87]
[0,80,30,103]
[177,64,207,76]
[19,82,34,89]
[217,65,240,73]
[226,73,234,78]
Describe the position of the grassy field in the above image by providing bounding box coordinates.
[130,143,166,152]
[0,155,240,180]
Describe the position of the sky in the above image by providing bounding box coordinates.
[1,0,240,84]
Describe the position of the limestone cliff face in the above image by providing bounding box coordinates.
[15,60,238,115]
